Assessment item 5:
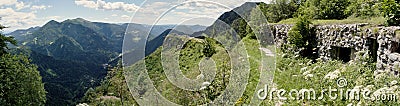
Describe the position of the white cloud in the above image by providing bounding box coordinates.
[133,2,171,16]
[0,0,18,6]
[75,0,96,8]
[0,8,39,32]
[14,1,26,10]
[121,15,130,19]
[46,16,62,20]
[162,1,229,24]
[183,0,244,8]
[31,5,51,10]
[74,0,139,12]
[111,14,118,17]
[0,0,29,10]
[0,1,54,32]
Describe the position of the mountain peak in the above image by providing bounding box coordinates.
[72,18,88,22]
[48,20,60,24]
[63,18,90,24]
[43,20,61,27]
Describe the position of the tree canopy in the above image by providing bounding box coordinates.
[263,0,400,26]
[0,25,16,56]
[0,24,46,105]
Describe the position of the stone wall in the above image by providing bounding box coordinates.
[270,24,400,76]
[376,26,400,75]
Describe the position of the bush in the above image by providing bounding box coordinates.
[0,54,47,106]
[381,0,400,26]
[261,0,300,23]
[296,0,351,19]
[286,16,317,58]
[265,49,400,105]
[295,1,318,19]
[232,19,251,38]
[345,0,382,18]
[0,24,46,106]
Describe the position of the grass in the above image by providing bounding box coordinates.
[143,35,233,105]
[91,35,400,105]
[396,30,400,40]
[273,17,386,26]
[128,35,276,105]
[260,50,400,105]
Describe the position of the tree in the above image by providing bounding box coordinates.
[261,0,300,23]
[345,0,381,18]
[0,24,16,55]
[82,88,96,103]
[108,63,129,106]
[296,0,319,19]
[232,18,249,39]
[0,24,46,105]
[381,0,400,26]
[297,0,351,19]
[81,61,138,105]
[286,16,318,58]
[0,54,47,106]
[320,0,351,19]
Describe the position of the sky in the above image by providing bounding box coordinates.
[0,0,270,33]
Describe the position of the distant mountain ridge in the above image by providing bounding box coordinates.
[108,2,268,105]
[7,18,206,105]
[6,2,261,105]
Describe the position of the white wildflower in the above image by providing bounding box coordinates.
[324,69,340,80]
[301,67,308,72]
[302,70,310,76]
[304,74,314,80]
[76,103,89,106]
[390,80,398,86]
[200,82,211,90]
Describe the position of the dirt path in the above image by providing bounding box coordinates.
[259,48,275,57]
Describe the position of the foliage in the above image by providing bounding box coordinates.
[286,16,317,58]
[345,0,382,18]
[230,7,265,40]
[81,62,138,105]
[142,36,231,105]
[236,36,274,104]
[9,18,128,105]
[261,49,400,105]
[276,17,387,25]
[178,38,215,78]
[260,0,300,23]
[396,30,400,39]
[296,0,351,19]
[0,54,47,106]
[295,0,319,19]
[0,25,16,55]
[232,18,254,39]
[0,24,46,106]
[381,0,400,26]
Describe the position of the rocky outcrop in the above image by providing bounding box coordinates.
[270,24,400,76]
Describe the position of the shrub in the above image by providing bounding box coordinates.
[296,0,351,19]
[345,0,382,18]
[266,49,400,105]
[286,16,317,58]
[0,54,47,106]
[381,0,400,26]
[261,0,300,23]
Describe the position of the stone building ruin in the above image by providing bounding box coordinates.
[271,24,400,76]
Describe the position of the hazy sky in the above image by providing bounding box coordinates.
[0,0,270,32]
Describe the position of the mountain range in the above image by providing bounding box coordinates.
[7,18,206,105]
[6,2,264,105]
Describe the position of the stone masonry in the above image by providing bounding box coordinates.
[270,24,400,76]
